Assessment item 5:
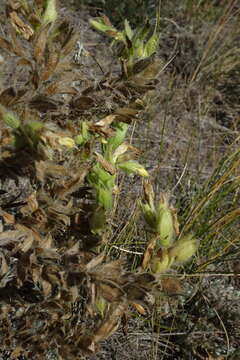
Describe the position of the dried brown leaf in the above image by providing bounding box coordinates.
[95,114,117,128]
[47,207,70,226]
[0,36,16,55]
[0,229,25,247]
[78,335,97,354]
[35,160,69,182]
[40,233,53,249]
[0,210,15,224]
[88,258,123,281]
[129,59,163,86]
[65,241,80,256]
[135,272,156,290]
[41,279,52,296]
[10,346,24,359]
[70,96,95,110]
[124,284,147,302]
[98,282,124,302]
[20,233,34,253]
[33,24,50,64]
[85,253,105,271]
[161,277,182,295]
[142,237,156,269]
[0,251,9,277]
[95,152,116,175]
[55,167,89,199]
[69,285,79,302]
[61,29,79,57]
[29,94,60,111]
[132,302,146,315]
[44,81,77,96]
[94,302,127,342]
[9,11,34,40]
[0,87,17,106]
[9,25,28,58]
[41,50,60,81]
[115,107,139,118]
[20,191,38,216]
[16,223,42,243]
[32,265,42,284]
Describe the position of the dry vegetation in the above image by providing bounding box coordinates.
[0,0,239,359]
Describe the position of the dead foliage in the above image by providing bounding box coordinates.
[0,1,172,358]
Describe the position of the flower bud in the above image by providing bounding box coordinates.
[58,136,75,148]
[42,0,57,25]
[95,296,107,318]
[150,249,170,273]
[169,234,198,264]
[118,160,149,177]
[0,106,20,129]
[156,194,175,247]
[140,202,156,229]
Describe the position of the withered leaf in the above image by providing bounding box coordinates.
[35,160,69,182]
[61,28,79,57]
[20,191,38,216]
[132,54,156,75]
[0,87,17,106]
[78,335,98,355]
[94,302,127,342]
[44,81,77,96]
[41,279,52,296]
[29,94,61,111]
[41,49,60,81]
[16,223,42,243]
[0,229,26,247]
[40,233,53,249]
[0,251,9,277]
[10,345,24,359]
[9,11,34,40]
[47,207,70,226]
[132,302,146,315]
[95,152,116,175]
[0,36,16,55]
[161,277,182,295]
[0,210,15,224]
[102,15,113,27]
[124,283,147,302]
[55,167,89,199]
[70,96,95,111]
[129,59,163,86]
[69,285,79,302]
[114,107,140,123]
[88,258,123,282]
[98,282,124,302]
[85,253,105,271]
[95,114,117,128]
[33,23,50,64]
[135,272,156,290]
[142,237,156,269]
[9,25,28,58]
[0,86,28,106]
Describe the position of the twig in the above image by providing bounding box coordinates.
[111,245,143,255]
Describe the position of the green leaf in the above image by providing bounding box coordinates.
[124,19,133,41]
[142,10,161,58]
[118,160,149,177]
[2,112,20,129]
[97,187,113,210]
